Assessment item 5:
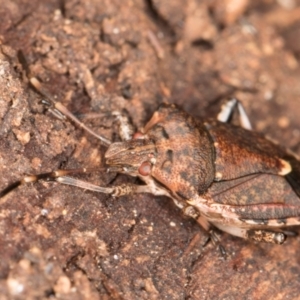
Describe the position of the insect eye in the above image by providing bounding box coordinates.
[138,161,152,176]
[133,132,144,139]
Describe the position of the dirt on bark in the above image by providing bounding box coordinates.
[1,0,300,299]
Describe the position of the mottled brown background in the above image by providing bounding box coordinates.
[0,0,300,299]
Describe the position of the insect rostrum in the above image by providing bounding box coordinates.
[1,89,300,246]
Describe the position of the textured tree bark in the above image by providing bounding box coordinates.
[1,1,300,299]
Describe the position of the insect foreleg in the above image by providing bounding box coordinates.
[217,98,252,130]
[0,168,105,198]
[55,176,114,194]
[55,177,170,197]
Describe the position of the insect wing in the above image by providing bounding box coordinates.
[206,173,300,224]
[205,121,291,181]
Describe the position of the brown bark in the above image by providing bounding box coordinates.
[1,0,300,299]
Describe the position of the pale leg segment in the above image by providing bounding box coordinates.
[0,168,105,198]
[217,98,252,130]
[56,176,169,197]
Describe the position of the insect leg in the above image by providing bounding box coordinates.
[184,213,226,259]
[30,77,111,147]
[0,169,170,198]
[217,98,252,130]
[54,177,170,197]
[202,229,227,258]
[55,176,114,194]
[246,229,286,244]
[0,168,105,198]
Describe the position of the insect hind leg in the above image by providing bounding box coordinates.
[217,98,252,130]
[246,229,286,244]
[213,223,288,244]
[194,215,227,258]
[201,229,227,258]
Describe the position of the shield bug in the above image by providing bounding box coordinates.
[1,78,300,248]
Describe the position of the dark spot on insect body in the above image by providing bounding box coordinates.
[183,115,198,131]
[176,190,189,200]
[174,122,189,136]
[151,124,170,140]
[276,218,287,225]
[161,160,172,174]
[180,147,190,156]
[166,149,173,162]
[157,102,172,112]
[180,171,189,181]
[160,150,173,173]
[252,219,269,225]
[161,127,169,139]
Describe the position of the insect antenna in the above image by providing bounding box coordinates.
[30,77,112,147]
[0,78,119,198]
[0,167,108,198]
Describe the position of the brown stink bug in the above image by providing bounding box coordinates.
[1,77,300,249]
